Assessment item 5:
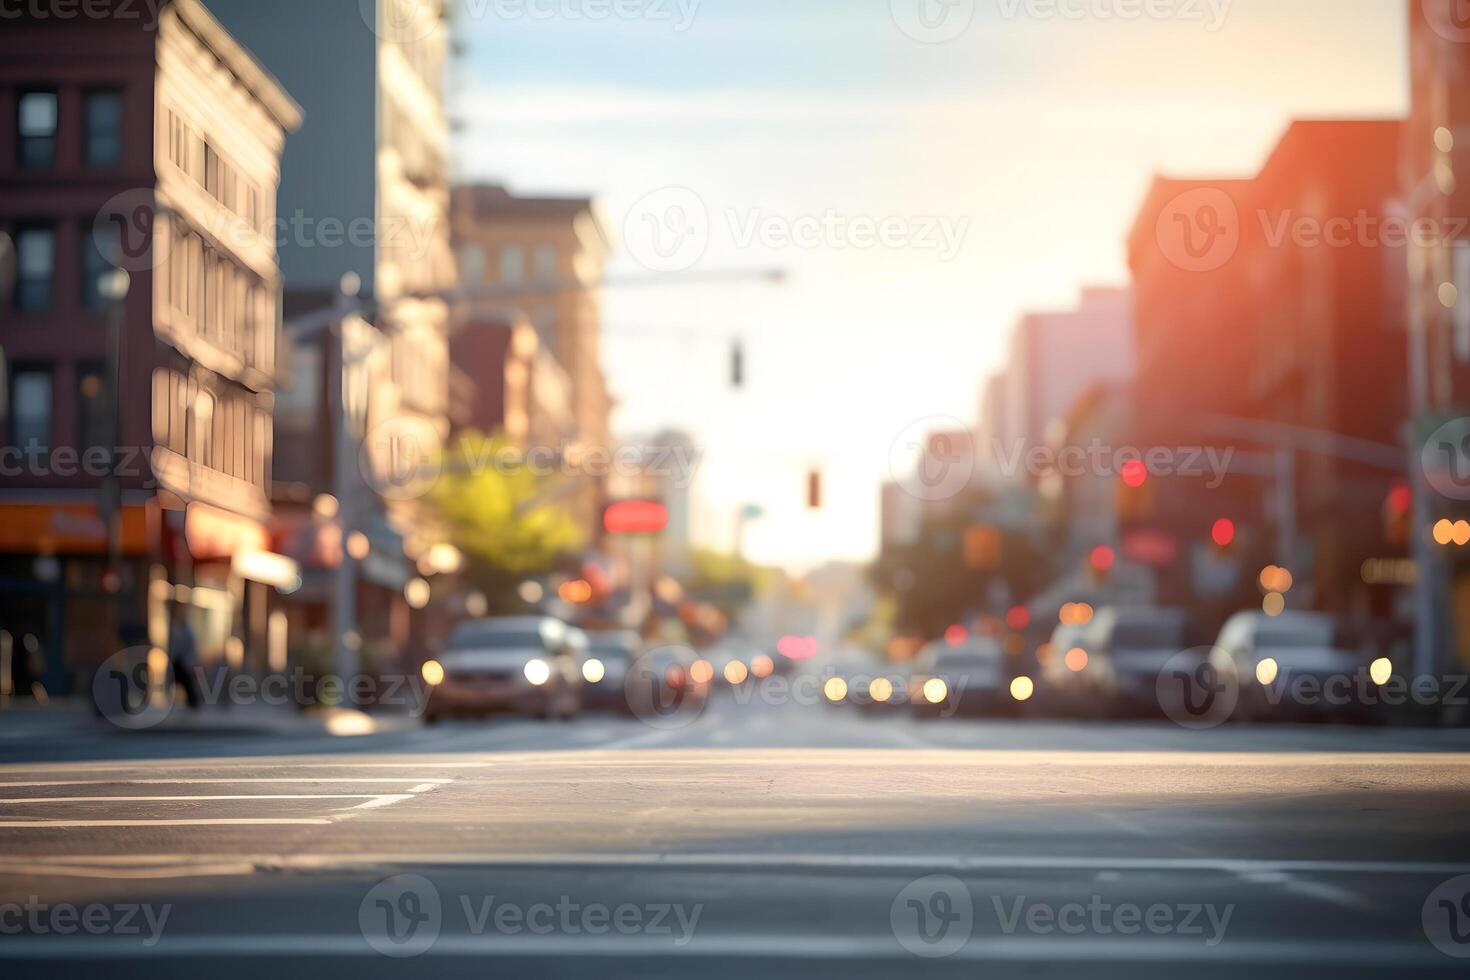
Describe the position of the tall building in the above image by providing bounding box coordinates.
[452,184,614,453]
[210,0,458,671]
[0,0,301,693]
[1404,1,1470,674]
[999,287,1135,455]
[1246,119,1406,615]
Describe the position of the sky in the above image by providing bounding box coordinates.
[450,0,1410,572]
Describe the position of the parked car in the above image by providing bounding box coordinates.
[1209,611,1372,723]
[910,638,1010,717]
[1083,607,1200,717]
[422,616,584,722]
[1038,620,1105,717]
[583,629,641,712]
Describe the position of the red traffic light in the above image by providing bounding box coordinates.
[1120,460,1148,489]
[1211,518,1236,548]
[1090,545,1116,573]
[603,500,669,535]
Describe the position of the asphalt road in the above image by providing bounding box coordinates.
[3,688,1470,977]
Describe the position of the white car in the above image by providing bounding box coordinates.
[1209,611,1372,723]
[422,616,584,722]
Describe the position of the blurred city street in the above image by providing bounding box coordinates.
[4,685,1470,976]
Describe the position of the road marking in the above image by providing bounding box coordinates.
[0,795,402,804]
[4,851,1468,878]
[0,778,457,787]
[0,818,334,828]
[347,794,415,810]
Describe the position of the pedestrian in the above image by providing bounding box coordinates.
[169,603,202,710]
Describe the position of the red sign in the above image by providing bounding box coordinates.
[603,500,669,535]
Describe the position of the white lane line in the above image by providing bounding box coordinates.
[0,934,1453,966]
[0,778,456,787]
[347,794,415,810]
[406,783,441,794]
[0,795,398,804]
[0,818,333,828]
[4,851,1467,877]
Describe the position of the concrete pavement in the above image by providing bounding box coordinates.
[2,690,1470,976]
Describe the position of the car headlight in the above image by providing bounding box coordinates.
[1254,658,1279,686]
[421,660,445,687]
[823,677,848,702]
[869,677,894,703]
[582,658,605,684]
[923,677,948,704]
[524,658,551,686]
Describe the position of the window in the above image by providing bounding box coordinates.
[82,221,118,313]
[15,226,55,314]
[17,91,57,169]
[532,244,557,283]
[83,91,122,168]
[500,244,525,284]
[10,368,53,451]
[460,243,486,285]
[77,363,107,452]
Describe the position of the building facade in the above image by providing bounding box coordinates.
[0,0,300,694]
[210,0,459,675]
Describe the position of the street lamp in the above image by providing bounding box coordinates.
[98,267,131,633]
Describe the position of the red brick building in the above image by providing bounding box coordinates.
[0,1,300,693]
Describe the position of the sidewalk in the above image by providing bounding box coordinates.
[0,698,420,739]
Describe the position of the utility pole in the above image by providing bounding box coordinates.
[99,267,131,636]
[331,273,362,683]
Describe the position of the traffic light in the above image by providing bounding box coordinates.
[731,340,744,389]
[807,469,822,509]
[1383,484,1411,546]
[1211,518,1237,551]
[1115,462,1156,524]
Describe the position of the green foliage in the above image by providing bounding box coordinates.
[430,431,585,578]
